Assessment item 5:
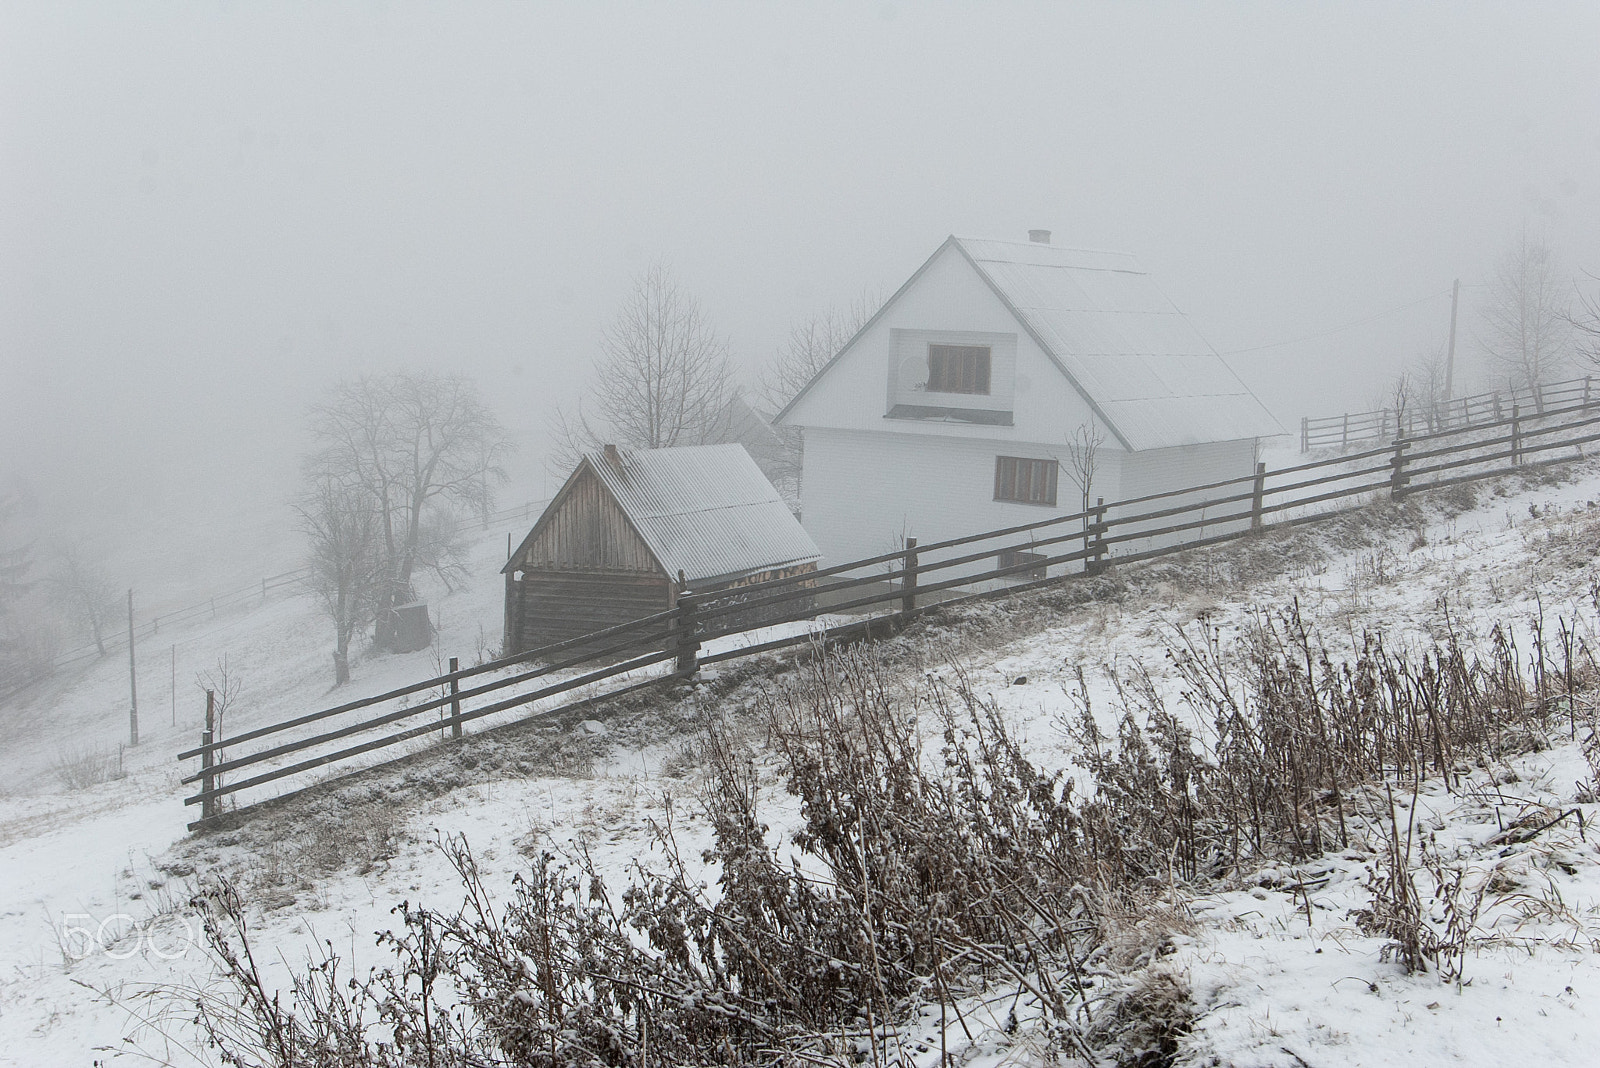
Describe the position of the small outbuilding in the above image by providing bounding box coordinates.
[502,443,821,657]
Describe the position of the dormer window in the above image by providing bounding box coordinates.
[887,330,1013,424]
[926,344,991,394]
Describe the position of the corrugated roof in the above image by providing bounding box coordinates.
[953,237,1284,449]
[581,443,819,587]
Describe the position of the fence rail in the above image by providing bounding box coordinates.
[1300,376,1594,452]
[181,401,1600,828]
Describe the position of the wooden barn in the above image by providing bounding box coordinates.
[502,443,821,657]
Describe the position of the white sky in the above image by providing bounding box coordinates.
[3,2,1598,587]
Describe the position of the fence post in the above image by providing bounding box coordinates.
[1380,408,1389,441]
[1300,416,1309,453]
[1585,376,1593,410]
[449,656,462,739]
[1390,440,1410,500]
[127,589,138,747]
[201,689,217,821]
[900,537,919,618]
[1341,413,1349,450]
[1250,462,1267,531]
[1085,497,1107,574]
[1512,403,1522,465]
[1535,382,1545,414]
[673,594,700,678]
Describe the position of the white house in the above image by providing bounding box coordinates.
[774,232,1284,568]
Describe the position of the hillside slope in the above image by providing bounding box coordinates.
[4,461,1600,1065]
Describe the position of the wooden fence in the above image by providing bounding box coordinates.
[180,398,1600,828]
[1300,376,1594,452]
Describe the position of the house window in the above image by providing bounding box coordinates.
[997,548,1048,581]
[994,456,1058,506]
[927,344,991,394]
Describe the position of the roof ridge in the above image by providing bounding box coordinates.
[952,234,1139,259]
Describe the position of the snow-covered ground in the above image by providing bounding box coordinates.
[6,458,1600,1065]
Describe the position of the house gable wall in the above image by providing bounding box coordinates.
[783,243,1101,444]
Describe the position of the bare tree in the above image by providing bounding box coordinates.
[1387,370,1412,437]
[412,506,472,594]
[1059,423,1106,573]
[1569,270,1600,372]
[755,292,881,506]
[757,291,881,416]
[0,493,28,616]
[550,263,735,472]
[195,656,242,795]
[0,491,50,692]
[297,478,385,684]
[1479,232,1570,389]
[47,541,118,656]
[1060,422,1105,517]
[308,371,512,651]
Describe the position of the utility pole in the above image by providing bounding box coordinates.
[127,589,139,746]
[1444,278,1460,400]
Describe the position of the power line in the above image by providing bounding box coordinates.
[1220,289,1453,356]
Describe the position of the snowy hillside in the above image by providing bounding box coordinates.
[6,459,1600,1065]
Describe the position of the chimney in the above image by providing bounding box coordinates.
[1028,229,1052,245]
[603,443,621,468]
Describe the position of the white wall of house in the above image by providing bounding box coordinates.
[1105,438,1260,556]
[801,425,1126,569]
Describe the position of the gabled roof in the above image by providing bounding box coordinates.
[505,444,819,588]
[707,390,784,452]
[777,235,1284,451]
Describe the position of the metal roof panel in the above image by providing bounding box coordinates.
[584,444,820,586]
[954,237,1285,447]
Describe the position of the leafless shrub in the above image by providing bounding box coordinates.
[1080,968,1194,1068]
[182,589,1600,1064]
[52,742,125,790]
[184,646,1122,1065]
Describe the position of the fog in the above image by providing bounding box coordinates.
[3,2,1598,598]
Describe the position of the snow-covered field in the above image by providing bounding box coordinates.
[6,458,1600,1065]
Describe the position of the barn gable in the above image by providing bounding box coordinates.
[502,445,821,657]
[514,463,658,573]
[508,443,820,589]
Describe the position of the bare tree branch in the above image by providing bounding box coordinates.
[306,371,512,655]
[46,541,118,656]
[295,477,384,684]
[753,291,881,507]
[1568,269,1600,372]
[1478,232,1571,389]
[552,263,735,474]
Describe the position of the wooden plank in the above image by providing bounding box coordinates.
[188,672,673,831]
[183,617,679,780]
[1407,427,1600,481]
[186,645,681,806]
[180,597,684,759]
